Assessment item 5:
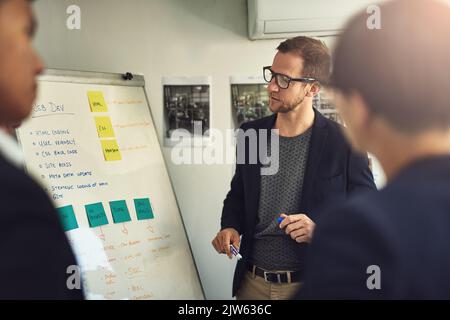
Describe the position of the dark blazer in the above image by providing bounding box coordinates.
[0,154,84,299]
[221,109,376,296]
[297,155,450,299]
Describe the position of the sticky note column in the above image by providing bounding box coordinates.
[87,91,122,161]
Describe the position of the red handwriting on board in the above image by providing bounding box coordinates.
[99,227,106,241]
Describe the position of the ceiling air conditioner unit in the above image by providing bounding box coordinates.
[248,0,378,40]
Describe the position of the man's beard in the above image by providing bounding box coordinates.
[270,94,306,114]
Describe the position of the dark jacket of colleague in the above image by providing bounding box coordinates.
[221,109,376,296]
[298,156,450,299]
[0,154,84,299]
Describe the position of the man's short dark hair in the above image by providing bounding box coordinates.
[277,36,331,85]
[330,0,450,133]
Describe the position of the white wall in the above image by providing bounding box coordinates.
[32,0,335,299]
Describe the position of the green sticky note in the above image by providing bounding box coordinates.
[134,198,154,220]
[57,205,79,232]
[109,200,131,223]
[85,202,109,228]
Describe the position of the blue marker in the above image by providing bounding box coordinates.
[230,244,242,260]
[277,216,285,224]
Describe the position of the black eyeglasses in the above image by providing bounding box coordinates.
[263,66,317,89]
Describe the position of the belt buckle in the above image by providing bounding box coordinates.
[263,271,282,283]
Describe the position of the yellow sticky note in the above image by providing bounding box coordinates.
[88,91,108,112]
[101,139,122,161]
[94,116,115,138]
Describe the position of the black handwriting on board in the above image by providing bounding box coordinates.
[32,102,75,118]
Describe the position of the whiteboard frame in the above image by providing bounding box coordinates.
[17,68,206,299]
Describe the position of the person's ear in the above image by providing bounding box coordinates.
[305,82,321,97]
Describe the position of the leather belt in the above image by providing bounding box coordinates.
[248,265,302,283]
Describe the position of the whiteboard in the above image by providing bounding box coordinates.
[16,69,204,300]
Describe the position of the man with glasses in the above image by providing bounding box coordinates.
[212,36,376,299]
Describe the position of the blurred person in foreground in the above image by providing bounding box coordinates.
[0,0,83,299]
[298,0,450,299]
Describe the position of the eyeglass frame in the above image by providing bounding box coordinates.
[263,66,318,89]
